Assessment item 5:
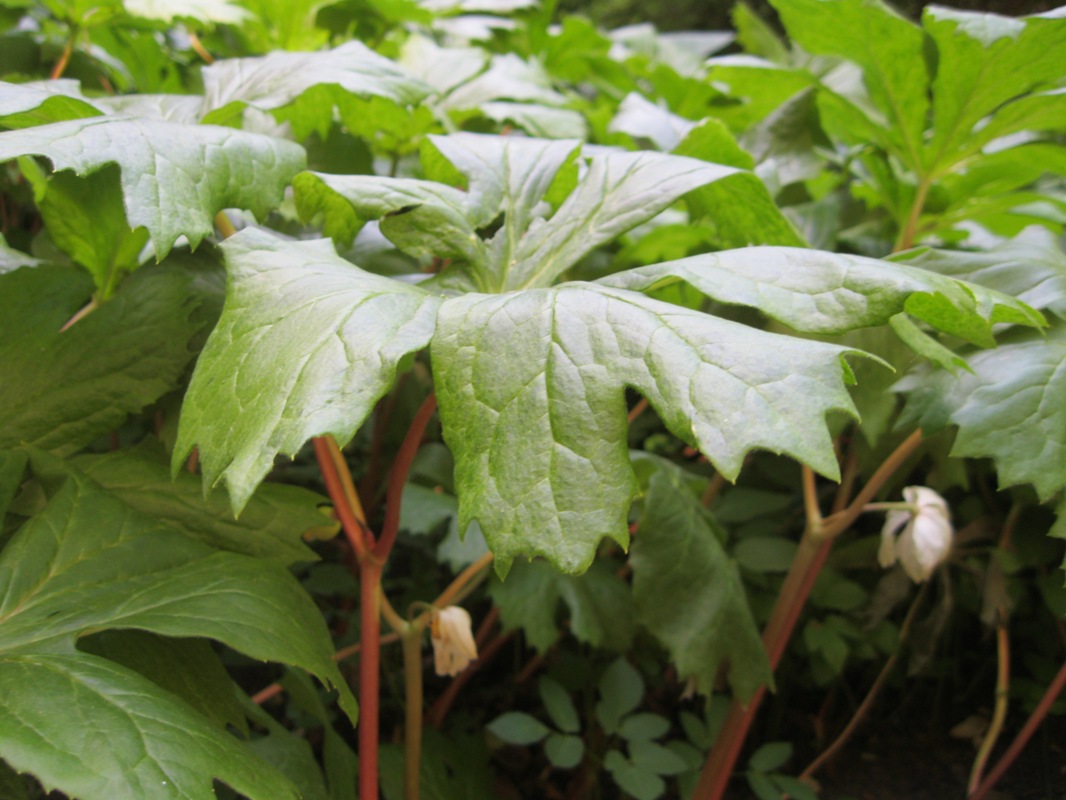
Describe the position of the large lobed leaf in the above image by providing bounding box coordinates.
[180,230,1044,572]
[0,117,305,258]
[174,229,442,512]
[431,283,863,573]
[0,455,357,800]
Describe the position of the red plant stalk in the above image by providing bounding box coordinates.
[313,392,435,799]
[969,655,1066,800]
[692,430,924,800]
[360,394,437,800]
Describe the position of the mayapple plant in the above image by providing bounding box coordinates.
[0,0,1063,799]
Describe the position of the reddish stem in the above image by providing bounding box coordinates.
[313,436,372,562]
[359,559,383,800]
[969,655,1066,800]
[374,393,437,561]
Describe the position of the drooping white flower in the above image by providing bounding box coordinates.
[878,486,953,582]
[430,606,478,677]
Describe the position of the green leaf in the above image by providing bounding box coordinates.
[599,247,1045,343]
[734,536,798,573]
[922,6,1066,168]
[539,676,580,734]
[605,754,665,800]
[748,741,792,773]
[490,560,635,652]
[25,164,149,296]
[632,466,771,701]
[174,229,441,513]
[0,450,27,520]
[440,53,568,112]
[0,457,358,800]
[0,654,298,800]
[629,740,688,776]
[297,132,741,291]
[544,733,584,769]
[433,282,863,573]
[618,713,670,742]
[0,117,305,259]
[487,712,550,745]
[0,79,103,129]
[609,92,695,151]
[596,658,643,734]
[72,439,323,564]
[891,228,1066,320]
[896,326,1066,502]
[77,630,247,735]
[200,42,432,139]
[0,264,200,455]
[771,0,928,168]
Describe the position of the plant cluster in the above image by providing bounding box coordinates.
[0,0,1064,799]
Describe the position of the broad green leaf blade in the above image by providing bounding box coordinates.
[175,229,442,512]
[632,465,771,700]
[479,102,588,139]
[891,228,1066,320]
[72,439,323,564]
[433,283,863,573]
[440,53,567,111]
[77,630,247,735]
[0,264,200,455]
[973,88,1066,150]
[609,92,696,152]
[506,149,739,290]
[0,117,306,259]
[490,560,635,651]
[0,653,298,800]
[896,326,1066,502]
[0,458,357,719]
[0,450,27,520]
[0,80,103,129]
[770,0,928,169]
[25,164,149,295]
[597,247,1045,344]
[200,41,432,135]
[294,172,489,265]
[923,6,1066,168]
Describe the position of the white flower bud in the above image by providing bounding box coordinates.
[430,606,478,677]
[878,486,953,582]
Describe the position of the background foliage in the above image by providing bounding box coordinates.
[1,0,1064,798]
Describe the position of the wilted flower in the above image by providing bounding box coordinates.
[430,606,478,677]
[877,486,953,582]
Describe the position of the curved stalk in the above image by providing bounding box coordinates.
[692,430,925,800]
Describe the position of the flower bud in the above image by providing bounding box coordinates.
[878,486,953,582]
[430,606,478,677]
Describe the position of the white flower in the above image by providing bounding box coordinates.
[430,606,478,677]
[878,486,953,582]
